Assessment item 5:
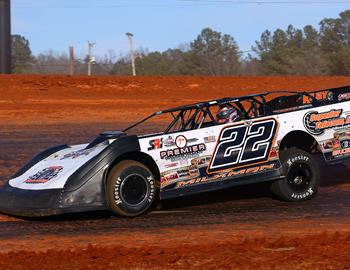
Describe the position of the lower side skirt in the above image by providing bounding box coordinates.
[160,168,283,200]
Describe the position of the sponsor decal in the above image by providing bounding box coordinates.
[331,130,350,157]
[179,159,189,166]
[161,171,179,186]
[149,136,199,150]
[303,109,350,136]
[61,148,95,160]
[303,90,333,104]
[191,156,211,166]
[164,162,179,168]
[175,135,187,148]
[322,140,333,150]
[333,147,350,157]
[189,165,200,176]
[269,147,279,159]
[176,163,276,188]
[164,136,175,147]
[177,168,191,178]
[160,135,205,161]
[160,143,206,161]
[204,136,216,143]
[341,140,350,148]
[160,165,200,187]
[174,136,198,148]
[148,138,163,150]
[24,166,63,184]
[208,119,278,173]
[338,93,350,102]
[187,138,199,143]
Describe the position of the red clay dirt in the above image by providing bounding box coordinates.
[1,75,350,269]
[1,75,350,126]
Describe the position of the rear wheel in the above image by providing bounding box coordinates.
[270,148,320,202]
[107,160,157,217]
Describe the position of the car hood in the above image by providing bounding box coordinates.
[8,131,126,191]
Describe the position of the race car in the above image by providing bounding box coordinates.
[1,85,350,217]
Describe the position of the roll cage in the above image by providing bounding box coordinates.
[124,94,268,134]
[123,86,350,135]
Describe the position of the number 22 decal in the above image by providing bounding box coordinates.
[208,119,278,173]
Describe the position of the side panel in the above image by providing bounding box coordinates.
[139,118,281,199]
[140,98,350,199]
[274,100,350,163]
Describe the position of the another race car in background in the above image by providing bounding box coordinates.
[1,85,350,217]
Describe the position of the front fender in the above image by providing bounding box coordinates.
[59,135,141,208]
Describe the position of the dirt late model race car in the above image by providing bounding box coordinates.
[1,86,350,217]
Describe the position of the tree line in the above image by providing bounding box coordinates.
[12,10,350,76]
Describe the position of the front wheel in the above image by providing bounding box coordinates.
[270,148,320,202]
[106,160,157,217]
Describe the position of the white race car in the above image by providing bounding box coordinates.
[1,86,350,217]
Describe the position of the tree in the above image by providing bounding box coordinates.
[111,28,243,76]
[11,35,34,73]
[253,25,328,75]
[319,10,350,75]
[188,28,241,75]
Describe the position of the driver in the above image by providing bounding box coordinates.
[216,106,239,124]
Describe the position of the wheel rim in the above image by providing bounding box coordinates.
[287,163,313,192]
[119,174,149,206]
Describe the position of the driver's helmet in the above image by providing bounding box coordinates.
[216,106,239,124]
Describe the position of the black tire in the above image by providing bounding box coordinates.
[106,160,157,217]
[270,148,320,202]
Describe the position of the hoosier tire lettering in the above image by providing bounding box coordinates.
[291,188,314,200]
[107,160,158,217]
[114,177,123,205]
[270,148,320,202]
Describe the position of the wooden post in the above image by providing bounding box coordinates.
[0,0,11,74]
[69,46,74,76]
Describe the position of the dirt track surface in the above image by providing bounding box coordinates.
[1,75,350,126]
[1,75,350,269]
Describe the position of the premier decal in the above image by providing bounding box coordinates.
[208,119,277,173]
[24,166,63,184]
[160,143,206,160]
